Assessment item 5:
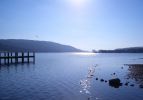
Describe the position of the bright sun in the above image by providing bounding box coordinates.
[68,0,87,7]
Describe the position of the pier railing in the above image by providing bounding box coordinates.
[0,52,35,65]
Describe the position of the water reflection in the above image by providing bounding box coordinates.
[0,63,35,73]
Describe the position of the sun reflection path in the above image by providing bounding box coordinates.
[80,65,101,100]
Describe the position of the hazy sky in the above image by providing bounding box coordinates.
[0,0,143,50]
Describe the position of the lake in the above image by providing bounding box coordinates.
[0,53,143,100]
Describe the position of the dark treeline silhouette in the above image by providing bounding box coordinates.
[96,47,143,53]
[0,39,82,52]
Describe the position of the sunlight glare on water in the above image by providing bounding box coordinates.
[73,52,96,56]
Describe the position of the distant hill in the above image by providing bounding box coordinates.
[0,39,82,52]
[98,47,143,53]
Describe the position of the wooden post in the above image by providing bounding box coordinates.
[4,52,6,64]
[22,52,24,63]
[27,52,29,63]
[17,52,18,63]
[33,52,35,63]
[11,52,12,63]
[8,52,9,65]
[15,52,16,63]
[15,52,18,63]
[0,52,1,65]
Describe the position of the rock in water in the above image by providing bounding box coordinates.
[130,84,135,87]
[139,85,143,88]
[105,80,108,83]
[109,78,121,88]
[100,79,104,82]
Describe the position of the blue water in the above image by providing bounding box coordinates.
[0,53,143,100]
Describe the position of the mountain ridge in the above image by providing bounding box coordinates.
[0,39,83,52]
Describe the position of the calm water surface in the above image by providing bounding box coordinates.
[0,53,143,100]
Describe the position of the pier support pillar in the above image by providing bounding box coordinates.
[11,52,12,63]
[33,52,35,63]
[8,52,9,65]
[22,52,24,63]
[0,52,1,65]
[15,52,18,63]
[27,52,29,63]
[4,52,6,64]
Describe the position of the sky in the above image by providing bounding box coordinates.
[0,0,143,50]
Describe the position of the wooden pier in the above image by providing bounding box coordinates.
[0,52,35,65]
